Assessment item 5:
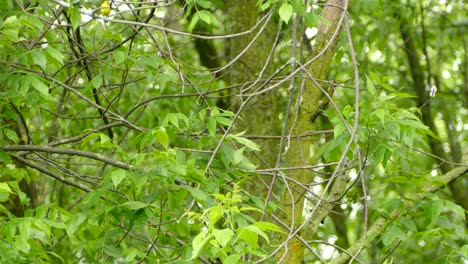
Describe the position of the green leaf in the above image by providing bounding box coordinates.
[461,245,468,259]
[67,213,87,236]
[387,176,409,184]
[124,248,139,262]
[91,74,103,88]
[0,182,11,202]
[195,0,213,9]
[188,13,199,33]
[191,230,213,259]
[253,221,285,233]
[198,10,212,25]
[111,170,126,188]
[31,50,47,70]
[0,150,11,163]
[81,191,101,207]
[227,132,261,151]
[444,200,465,221]
[215,116,232,126]
[366,75,376,95]
[382,225,406,246]
[369,71,381,83]
[155,128,169,149]
[164,113,179,129]
[304,12,321,28]
[376,208,391,219]
[208,206,224,227]
[278,3,293,24]
[424,200,443,225]
[69,6,81,30]
[3,128,19,143]
[46,47,64,65]
[213,228,234,248]
[208,117,216,137]
[30,75,49,97]
[224,254,242,264]
[399,216,417,231]
[16,219,31,253]
[181,186,208,205]
[113,50,127,65]
[122,201,148,210]
[238,225,269,248]
[232,147,245,165]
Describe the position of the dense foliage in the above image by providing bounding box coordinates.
[0,0,466,263]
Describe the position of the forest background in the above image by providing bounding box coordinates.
[0,0,467,263]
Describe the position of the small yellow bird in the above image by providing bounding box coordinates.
[100,0,111,16]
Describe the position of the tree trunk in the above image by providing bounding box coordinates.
[280,1,348,262]
[225,1,279,190]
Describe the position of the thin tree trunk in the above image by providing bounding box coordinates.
[280,1,348,262]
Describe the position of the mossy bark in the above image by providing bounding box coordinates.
[225,1,279,186]
[280,1,347,262]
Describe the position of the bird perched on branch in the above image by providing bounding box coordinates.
[100,0,111,16]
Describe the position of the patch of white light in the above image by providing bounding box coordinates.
[312,176,323,194]
[309,145,315,158]
[117,1,132,12]
[41,39,48,48]
[77,78,85,85]
[81,8,94,23]
[453,59,461,71]
[445,3,452,13]
[349,203,362,220]
[370,50,383,62]
[442,70,451,79]
[340,53,349,63]
[143,44,152,52]
[460,122,468,132]
[312,184,323,195]
[443,143,450,152]
[321,236,339,260]
[278,112,284,120]
[306,27,318,39]
[418,239,426,246]
[429,85,437,97]
[431,169,438,177]
[155,11,166,19]
[348,168,357,180]
[439,0,446,4]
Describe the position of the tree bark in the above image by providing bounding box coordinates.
[280,1,348,262]
[224,1,279,191]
